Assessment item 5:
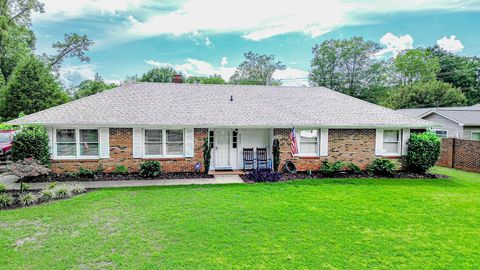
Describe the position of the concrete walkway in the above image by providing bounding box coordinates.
[1,173,243,190]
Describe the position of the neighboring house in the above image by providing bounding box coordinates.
[9,83,433,173]
[397,104,480,140]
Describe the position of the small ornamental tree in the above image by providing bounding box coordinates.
[11,126,50,165]
[272,138,280,172]
[203,140,212,175]
[406,132,441,173]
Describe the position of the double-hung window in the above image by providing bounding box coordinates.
[382,130,401,156]
[144,129,184,157]
[55,129,99,158]
[298,129,319,156]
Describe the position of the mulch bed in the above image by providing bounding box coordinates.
[22,172,214,183]
[241,171,449,182]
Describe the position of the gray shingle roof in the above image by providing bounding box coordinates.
[397,104,480,126]
[9,83,433,128]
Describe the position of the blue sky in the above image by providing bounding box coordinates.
[31,0,480,87]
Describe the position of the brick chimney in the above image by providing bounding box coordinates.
[173,74,183,83]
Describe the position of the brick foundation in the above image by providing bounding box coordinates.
[51,128,208,174]
[274,128,378,171]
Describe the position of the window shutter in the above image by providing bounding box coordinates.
[184,128,194,157]
[46,127,53,158]
[375,129,384,156]
[99,128,110,158]
[320,129,329,156]
[133,128,143,158]
[402,129,410,155]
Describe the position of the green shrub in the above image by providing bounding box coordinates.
[406,132,441,174]
[47,182,57,190]
[18,192,36,206]
[0,124,19,130]
[139,161,162,178]
[38,188,55,202]
[345,162,362,174]
[77,167,95,178]
[272,138,280,172]
[203,140,211,175]
[11,126,50,165]
[0,193,14,208]
[0,183,5,193]
[320,160,345,176]
[113,165,128,174]
[368,158,397,176]
[70,184,86,195]
[53,185,72,199]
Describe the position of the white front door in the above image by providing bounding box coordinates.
[215,129,230,168]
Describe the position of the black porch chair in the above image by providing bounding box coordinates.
[243,148,255,171]
[256,148,268,169]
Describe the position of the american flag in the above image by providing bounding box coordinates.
[290,127,298,156]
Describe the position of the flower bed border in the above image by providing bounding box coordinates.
[21,172,214,183]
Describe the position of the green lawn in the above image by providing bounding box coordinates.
[1,167,479,269]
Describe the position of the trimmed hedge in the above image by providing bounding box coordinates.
[406,132,441,174]
[11,126,50,165]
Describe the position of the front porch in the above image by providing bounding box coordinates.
[209,128,273,171]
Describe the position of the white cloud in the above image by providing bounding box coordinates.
[33,0,480,42]
[377,33,414,57]
[273,68,309,86]
[145,58,236,80]
[58,64,96,87]
[34,0,144,21]
[204,37,214,48]
[437,35,464,52]
[220,57,228,67]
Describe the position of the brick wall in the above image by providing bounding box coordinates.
[274,128,378,171]
[438,138,480,173]
[51,128,208,173]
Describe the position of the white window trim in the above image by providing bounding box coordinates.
[53,128,100,160]
[143,129,185,158]
[295,129,320,157]
[382,129,402,157]
[432,129,448,138]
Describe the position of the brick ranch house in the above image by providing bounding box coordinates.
[9,83,433,173]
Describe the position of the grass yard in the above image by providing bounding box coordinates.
[1,167,479,269]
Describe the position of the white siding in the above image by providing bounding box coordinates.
[375,129,383,156]
[320,129,329,156]
[99,128,110,158]
[184,128,194,157]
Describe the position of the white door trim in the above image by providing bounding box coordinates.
[214,129,231,169]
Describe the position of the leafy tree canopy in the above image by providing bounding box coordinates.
[394,48,440,85]
[230,52,285,85]
[73,73,117,99]
[139,67,177,83]
[309,37,388,100]
[42,33,94,73]
[185,74,225,84]
[383,80,466,109]
[0,54,69,120]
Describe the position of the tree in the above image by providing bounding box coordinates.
[0,0,44,26]
[73,73,117,99]
[309,37,387,99]
[384,80,466,109]
[185,75,225,84]
[140,67,177,83]
[0,55,69,120]
[428,46,480,105]
[0,16,36,80]
[43,33,94,73]
[394,49,440,85]
[230,52,285,85]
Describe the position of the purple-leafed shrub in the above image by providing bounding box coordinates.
[246,169,281,182]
